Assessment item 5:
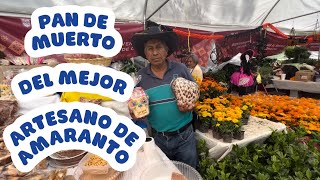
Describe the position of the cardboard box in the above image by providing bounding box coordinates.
[295,70,315,82]
[0,64,55,81]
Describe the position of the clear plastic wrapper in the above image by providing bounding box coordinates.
[128,87,149,118]
[171,77,200,111]
[76,153,122,180]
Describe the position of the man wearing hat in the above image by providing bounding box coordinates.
[131,26,198,168]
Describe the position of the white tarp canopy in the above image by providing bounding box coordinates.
[0,0,319,34]
[266,52,288,61]
[310,51,320,60]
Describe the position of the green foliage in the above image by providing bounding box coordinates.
[284,46,295,59]
[198,117,211,128]
[196,139,213,177]
[283,58,318,66]
[197,127,320,179]
[205,58,276,85]
[197,139,209,160]
[205,70,228,84]
[217,121,238,134]
[120,59,137,74]
[258,66,273,83]
[284,46,311,63]
[204,64,240,84]
[251,58,276,68]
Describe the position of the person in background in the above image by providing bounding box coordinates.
[186,53,203,82]
[230,49,256,96]
[185,53,202,132]
[131,26,198,168]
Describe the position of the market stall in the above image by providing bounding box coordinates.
[0,1,320,179]
[0,55,203,179]
[0,140,191,180]
[0,97,198,180]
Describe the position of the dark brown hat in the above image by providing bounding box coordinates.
[131,26,178,58]
[240,49,254,62]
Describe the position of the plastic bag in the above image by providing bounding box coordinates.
[171,77,199,111]
[127,87,149,118]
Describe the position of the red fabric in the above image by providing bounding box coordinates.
[173,28,224,39]
[0,15,145,62]
[0,16,214,66]
[215,30,293,63]
[262,23,289,39]
[1,15,319,66]
[171,27,215,67]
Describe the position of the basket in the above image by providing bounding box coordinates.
[64,57,112,66]
[78,153,111,175]
[48,150,87,168]
[0,64,55,81]
[76,153,122,180]
[172,161,203,180]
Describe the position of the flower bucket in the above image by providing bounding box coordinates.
[198,125,209,133]
[233,130,245,140]
[241,117,249,125]
[222,133,233,143]
[212,128,222,139]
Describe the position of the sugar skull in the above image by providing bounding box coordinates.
[128,87,149,118]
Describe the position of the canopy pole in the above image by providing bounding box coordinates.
[146,0,171,21]
[271,11,320,25]
[261,0,281,25]
[143,0,149,30]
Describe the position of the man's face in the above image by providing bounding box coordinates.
[144,39,168,66]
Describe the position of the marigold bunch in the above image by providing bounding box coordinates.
[225,93,320,132]
[199,78,227,100]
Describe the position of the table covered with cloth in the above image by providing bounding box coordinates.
[195,116,287,161]
[272,79,320,97]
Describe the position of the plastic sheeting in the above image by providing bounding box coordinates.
[266,51,320,61]
[195,116,287,161]
[273,79,320,95]
[310,51,320,60]
[0,0,319,34]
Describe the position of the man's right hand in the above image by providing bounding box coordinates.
[130,111,138,119]
[129,110,147,120]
